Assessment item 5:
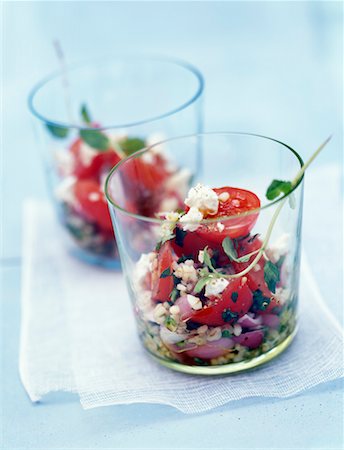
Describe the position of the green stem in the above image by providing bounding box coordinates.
[219,136,332,280]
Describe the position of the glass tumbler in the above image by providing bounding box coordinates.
[105,132,304,375]
[28,55,204,268]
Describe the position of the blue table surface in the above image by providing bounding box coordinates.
[2,2,343,449]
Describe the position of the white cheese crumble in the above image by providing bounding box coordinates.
[55,176,77,205]
[205,277,229,298]
[78,141,98,167]
[266,233,290,263]
[88,192,101,202]
[217,222,225,232]
[187,294,202,310]
[159,212,180,241]
[54,150,74,176]
[164,168,192,197]
[134,252,156,286]
[179,207,203,232]
[159,196,180,213]
[198,250,205,264]
[274,287,290,306]
[184,183,219,215]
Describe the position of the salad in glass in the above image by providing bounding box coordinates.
[106,132,329,374]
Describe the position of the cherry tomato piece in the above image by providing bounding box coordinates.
[151,242,175,302]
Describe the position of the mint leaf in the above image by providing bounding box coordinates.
[81,103,92,124]
[175,227,187,247]
[222,308,238,323]
[264,260,280,293]
[266,180,293,201]
[222,237,238,261]
[80,129,110,151]
[252,289,271,312]
[222,237,252,263]
[46,124,69,138]
[119,137,145,156]
[160,267,172,278]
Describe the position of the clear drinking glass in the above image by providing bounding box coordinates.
[105,132,304,375]
[28,55,204,268]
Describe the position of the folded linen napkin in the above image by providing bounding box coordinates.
[19,198,343,413]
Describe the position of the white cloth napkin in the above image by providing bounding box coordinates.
[19,197,343,413]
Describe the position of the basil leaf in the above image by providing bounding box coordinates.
[266,179,293,201]
[222,308,238,323]
[194,277,210,294]
[175,227,187,247]
[160,267,172,278]
[221,329,232,338]
[81,103,92,124]
[119,137,145,156]
[231,292,238,302]
[252,289,271,312]
[222,237,238,261]
[46,124,69,138]
[169,288,179,302]
[80,129,110,151]
[264,260,280,293]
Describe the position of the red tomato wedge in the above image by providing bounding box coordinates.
[195,187,260,242]
[122,157,168,192]
[191,277,253,326]
[71,139,121,181]
[74,179,113,231]
[151,242,175,302]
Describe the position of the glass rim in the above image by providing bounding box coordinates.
[105,131,304,224]
[27,53,204,130]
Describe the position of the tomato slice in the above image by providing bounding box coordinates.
[191,277,253,326]
[151,242,175,302]
[122,157,168,192]
[74,179,113,231]
[195,187,260,242]
[71,139,121,181]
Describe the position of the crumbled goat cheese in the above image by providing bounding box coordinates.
[88,192,101,202]
[55,176,77,205]
[159,212,180,241]
[205,277,229,298]
[217,222,225,232]
[273,287,290,306]
[134,253,155,286]
[198,250,205,264]
[54,150,74,176]
[179,207,203,232]
[173,260,198,284]
[187,294,202,310]
[146,132,166,155]
[159,196,180,213]
[79,141,98,167]
[165,168,192,197]
[266,233,290,263]
[184,183,219,215]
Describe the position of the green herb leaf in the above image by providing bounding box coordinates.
[175,227,187,247]
[46,124,69,138]
[81,103,92,124]
[252,289,271,312]
[160,267,172,278]
[164,316,177,331]
[194,276,211,294]
[231,292,238,302]
[169,288,179,303]
[222,237,252,263]
[264,260,280,293]
[266,179,293,201]
[202,247,218,272]
[221,329,232,338]
[222,237,238,261]
[119,137,145,156]
[79,129,110,151]
[222,308,238,323]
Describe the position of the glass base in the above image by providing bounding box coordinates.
[70,247,121,270]
[146,327,298,375]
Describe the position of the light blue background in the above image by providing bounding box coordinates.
[2,2,343,449]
